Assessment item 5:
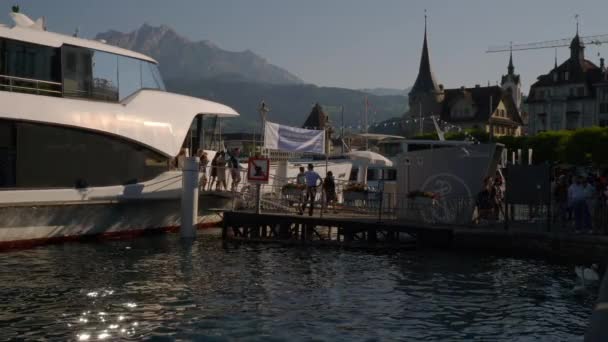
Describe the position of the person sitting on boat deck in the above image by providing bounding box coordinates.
[215,151,227,191]
[323,171,337,213]
[209,152,220,191]
[227,148,241,192]
[198,149,209,191]
[301,163,322,216]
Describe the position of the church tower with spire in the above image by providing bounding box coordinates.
[402,13,524,137]
[406,14,444,132]
[501,47,522,111]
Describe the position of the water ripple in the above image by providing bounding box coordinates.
[0,233,595,341]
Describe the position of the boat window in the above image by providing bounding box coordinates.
[118,55,141,100]
[0,120,16,188]
[0,38,61,96]
[91,50,118,101]
[382,169,397,181]
[141,61,166,91]
[367,169,378,181]
[62,45,164,102]
[3,39,60,82]
[0,120,169,189]
[200,115,222,151]
[349,167,358,181]
[62,45,93,98]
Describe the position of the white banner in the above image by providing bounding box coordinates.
[264,121,326,154]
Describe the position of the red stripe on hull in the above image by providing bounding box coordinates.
[0,221,221,251]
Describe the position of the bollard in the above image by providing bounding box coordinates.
[181,156,200,239]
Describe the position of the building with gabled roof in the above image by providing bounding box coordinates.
[527,30,608,133]
[404,18,523,137]
[302,102,333,153]
[440,85,523,136]
[302,103,330,130]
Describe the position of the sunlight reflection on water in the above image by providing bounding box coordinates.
[0,233,596,341]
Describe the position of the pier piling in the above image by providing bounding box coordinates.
[180,156,200,239]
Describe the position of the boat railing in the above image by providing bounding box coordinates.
[0,74,62,96]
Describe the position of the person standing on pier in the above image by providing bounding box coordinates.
[301,164,322,216]
[475,177,495,224]
[296,166,307,211]
[568,176,591,233]
[323,171,337,213]
[297,167,306,186]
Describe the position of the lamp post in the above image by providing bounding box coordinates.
[258,101,270,155]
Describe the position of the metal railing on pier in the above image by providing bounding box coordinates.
[194,163,608,235]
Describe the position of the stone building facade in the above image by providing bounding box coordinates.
[527,32,608,133]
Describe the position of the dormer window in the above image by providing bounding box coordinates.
[564,71,569,81]
[553,72,558,82]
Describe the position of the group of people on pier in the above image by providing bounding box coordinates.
[553,171,608,234]
[296,164,337,216]
[474,168,608,234]
[197,148,242,192]
[474,172,505,223]
[172,148,243,192]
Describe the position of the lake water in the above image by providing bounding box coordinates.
[0,230,595,341]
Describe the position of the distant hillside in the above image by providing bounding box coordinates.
[96,24,303,85]
[165,79,408,132]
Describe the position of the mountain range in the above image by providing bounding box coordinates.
[96,24,303,85]
[96,24,408,132]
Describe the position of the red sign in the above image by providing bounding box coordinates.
[247,157,270,183]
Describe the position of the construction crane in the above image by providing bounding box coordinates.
[488,15,608,53]
[487,33,608,53]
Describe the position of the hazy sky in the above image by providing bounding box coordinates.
[3,0,608,92]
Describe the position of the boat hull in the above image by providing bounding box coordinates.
[0,193,231,250]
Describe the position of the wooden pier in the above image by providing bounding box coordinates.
[223,211,608,263]
[222,211,454,248]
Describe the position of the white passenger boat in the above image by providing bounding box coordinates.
[0,11,240,248]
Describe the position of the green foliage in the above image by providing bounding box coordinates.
[467,129,490,143]
[411,133,438,140]
[415,127,608,167]
[496,127,608,166]
[525,131,568,164]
